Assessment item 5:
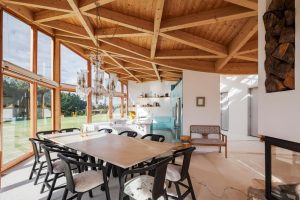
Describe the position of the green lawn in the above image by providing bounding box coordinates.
[3,114,109,164]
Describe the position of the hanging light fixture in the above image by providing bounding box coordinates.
[76,69,90,100]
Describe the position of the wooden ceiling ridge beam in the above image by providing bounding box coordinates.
[160,30,227,56]
[3,0,73,12]
[225,0,258,11]
[95,27,149,38]
[160,5,257,32]
[83,7,154,34]
[150,0,165,60]
[67,0,97,46]
[215,17,258,71]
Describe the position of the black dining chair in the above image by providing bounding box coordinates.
[28,138,53,185]
[59,128,80,133]
[119,156,173,200]
[36,130,59,140]
[166,147,196,200]
[118,130,138,138]
[98,128,113,133]
[58,153,111,200]
[40,143,81,200]
[141,134,165,142]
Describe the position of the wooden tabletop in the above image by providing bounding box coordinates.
[42,132,177,169]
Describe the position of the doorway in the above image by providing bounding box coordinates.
[220,92,229,131]
[249,87,258,137]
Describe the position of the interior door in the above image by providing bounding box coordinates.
[249,87,258,137]
[220,92,229,131]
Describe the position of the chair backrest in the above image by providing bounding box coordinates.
[98,128,113,133]
[36,130,58,140]
[41,144,55,174]
[118,130,138,138]
[141,134,165,142]
[57,153,76,193]
[190,125,220,139]
[29,138,42,162]
[173,147,196,181]
[59,128,80,133]
[152,157,173,199]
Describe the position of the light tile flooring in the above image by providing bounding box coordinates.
[0,134,265,200]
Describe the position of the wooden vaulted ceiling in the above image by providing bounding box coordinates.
[0,0,258,83]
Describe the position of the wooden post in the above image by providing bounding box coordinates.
[0,8,3,185]
[108,96,113,120]
[53,38,61,130]
[86,61,92,123]
[120,83,124,118]
[30,27,37,137]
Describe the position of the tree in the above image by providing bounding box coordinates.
[61,92,86,116]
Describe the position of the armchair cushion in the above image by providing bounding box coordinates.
[74,170,104,192]
[124,175,165,200]
[166,164,182,182]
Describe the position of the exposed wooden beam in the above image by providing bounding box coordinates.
[34,10,74,23]
[95,27,149,38]
[157,66,182,72]
[160,5,257,32]
[41,20,89,37]
[234,53,258,62]
[160,30,227,56]
[79,0,115,12]
[152,63,161,81]
[219,62,258,74]
[150,0,164,59]
[236,40,258,55]
[67,0,97,45]
[160,71,182,78]
[215,17,258,71]
[225,0,258,10]
[120,58,153,70]
[155,49,223,59]
[84,7,153,34]
[3,0,73,12]
[55,30,89,39]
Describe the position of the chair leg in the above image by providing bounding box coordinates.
[40,172,49,193]
[34,162,44,185]
[62,188,68,200]
[77,193,83,200]
[29,161,37,180]
[225,145,228,158]
[47,174,58,200]
[88,190,93,198]
[164,190,168,200]
[104,182,111,200]
[187,174,196,200]
[219,146,221,153]
[174,182,182,200]
[168,181,172,188]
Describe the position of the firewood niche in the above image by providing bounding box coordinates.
[263,0,295,93]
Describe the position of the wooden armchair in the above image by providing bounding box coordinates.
[190,125,227,158]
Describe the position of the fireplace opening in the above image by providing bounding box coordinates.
[265,136,300,199]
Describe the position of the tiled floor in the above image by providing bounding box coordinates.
[0,134,265,200]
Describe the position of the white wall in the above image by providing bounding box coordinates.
[258,0,300,142]
[128,81,176,118]
[220,75,258,136]
[182,70,220,135]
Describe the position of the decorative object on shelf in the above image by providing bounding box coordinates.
[196,97,205,107]
[263,0,295,93]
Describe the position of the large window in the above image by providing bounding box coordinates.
[37,32,53,79]
[60,45,87,85]
[113,97,122,119]
[37,86,52,131]
[61,92,87,129]
[92,97,109,122]
[3,12,31,70]
[2,76,31,164]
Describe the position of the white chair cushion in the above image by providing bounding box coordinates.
[74,171,104,193]
[166,164,182,182]
[124,175,165,200]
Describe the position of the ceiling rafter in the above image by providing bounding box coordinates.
[160,5,257,32]
[225,0,258,11]
[155,49,223,59]
[236,40,258,55]
[215,17,258,71]
[79,0,115,12]
[41,20,89,37]
[95,27,149,38]
[152,63,161,81]
[219,62,258,74]
[34,10,73,23]
[150,0,164,59]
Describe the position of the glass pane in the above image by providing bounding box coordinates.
[116,81,121,92]
[124,84,127,93]
[3,12,31,70]
[38,32,52,79]
[61,91,86,128]
[92,97,109,122]
[113,97,121,119]
[60,45,87,85]
[3,76,31,164]
[37,86,52,131]
[271,146,300,199]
